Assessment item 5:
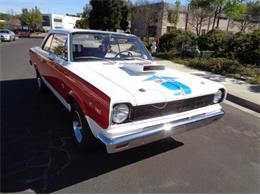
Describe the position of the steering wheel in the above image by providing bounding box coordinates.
[115,50,133,58]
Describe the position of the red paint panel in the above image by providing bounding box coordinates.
[29,49,111,129]
[59,66,111,129]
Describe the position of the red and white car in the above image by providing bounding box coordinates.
[29,29,226,153]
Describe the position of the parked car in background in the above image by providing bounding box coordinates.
[17,29,30,38]
[29,29,226,153]
[0,29,16,41]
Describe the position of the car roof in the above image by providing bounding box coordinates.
[49,29,136,37]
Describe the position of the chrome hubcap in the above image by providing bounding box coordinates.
[37,77,41,88]
[72,111,83,143]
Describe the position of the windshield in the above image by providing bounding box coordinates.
[71,32,152,61]
[0,30,9,34]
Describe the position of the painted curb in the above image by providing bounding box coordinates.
[227,93,260,113]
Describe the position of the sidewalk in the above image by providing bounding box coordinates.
[154,58,260,113]
[30,32,47,38]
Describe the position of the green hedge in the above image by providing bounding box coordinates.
[158,29,197,52]
[197,30,232,58]
[173,58,260,84]
[153,50,179,60]
[229,30,260,66]
[197,29,260,66]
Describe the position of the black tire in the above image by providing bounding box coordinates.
[36,70,47,92]
[70,101,98,151]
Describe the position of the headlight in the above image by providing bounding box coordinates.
[112,104,130,124]
[213,89,223,103]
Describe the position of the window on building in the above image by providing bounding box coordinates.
[148,26,157,37]
[201,29,206,35]
[42,15,51,26]
[167,26,174,32]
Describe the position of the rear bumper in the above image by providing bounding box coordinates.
[98,110,224,153]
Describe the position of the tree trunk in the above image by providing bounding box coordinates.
[241,20,247,32]
[207,17,211,32]
[196,22,200,36]
[226,18,230,32]
[185,5,189,31]
[216,5,222,29]
[198,17,203,36]
[212,6,218,30]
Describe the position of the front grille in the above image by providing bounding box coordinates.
[131,94,214,121]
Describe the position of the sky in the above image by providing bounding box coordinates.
[0,0,188,15]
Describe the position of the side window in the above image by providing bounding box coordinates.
[43,34,54,51]
[50,33,68,60]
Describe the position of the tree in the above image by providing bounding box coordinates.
[20,6,42,31]
[132,0,161,37]
[168,0,181,27]
[189,0,214,35]
[120,2,130,31]
[75,18,89,29]
[75,4,91,29]
[31,7,42,31]
[209,0,230,30]
[20,8,31,27]
[237,0,260,32]
[0,23,6,29]
[224,0,247,32]
[88,0,129,31]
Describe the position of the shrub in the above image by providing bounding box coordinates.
[187,58,242,74]
[141,37,152,51]
[158,29,197,52]
[153,50,179,60]
[229,30,260,66]
[173,57,259,84]
[197,30,232,57]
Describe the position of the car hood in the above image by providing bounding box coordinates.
[68,60,224,106]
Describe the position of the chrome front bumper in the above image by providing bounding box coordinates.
[98,110,225,153]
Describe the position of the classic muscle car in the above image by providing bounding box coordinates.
[29,29,226,153]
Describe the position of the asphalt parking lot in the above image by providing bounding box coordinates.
[1,38,260,193]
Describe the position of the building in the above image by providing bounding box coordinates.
[0,18,21,29]
[131,2,259,37]
[42,14,81,31]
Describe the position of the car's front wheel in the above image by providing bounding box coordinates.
[71,101,98,151]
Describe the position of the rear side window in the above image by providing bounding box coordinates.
[43,34,54,51]
[50,34,68,60]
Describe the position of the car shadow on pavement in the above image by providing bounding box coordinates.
[1,79,184,193]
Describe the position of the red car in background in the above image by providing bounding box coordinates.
[17,29,30,38]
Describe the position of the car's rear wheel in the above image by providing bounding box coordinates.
[71,101,98,151]
[36,70,47,91]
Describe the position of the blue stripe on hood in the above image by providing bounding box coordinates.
[144,75,191,95]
